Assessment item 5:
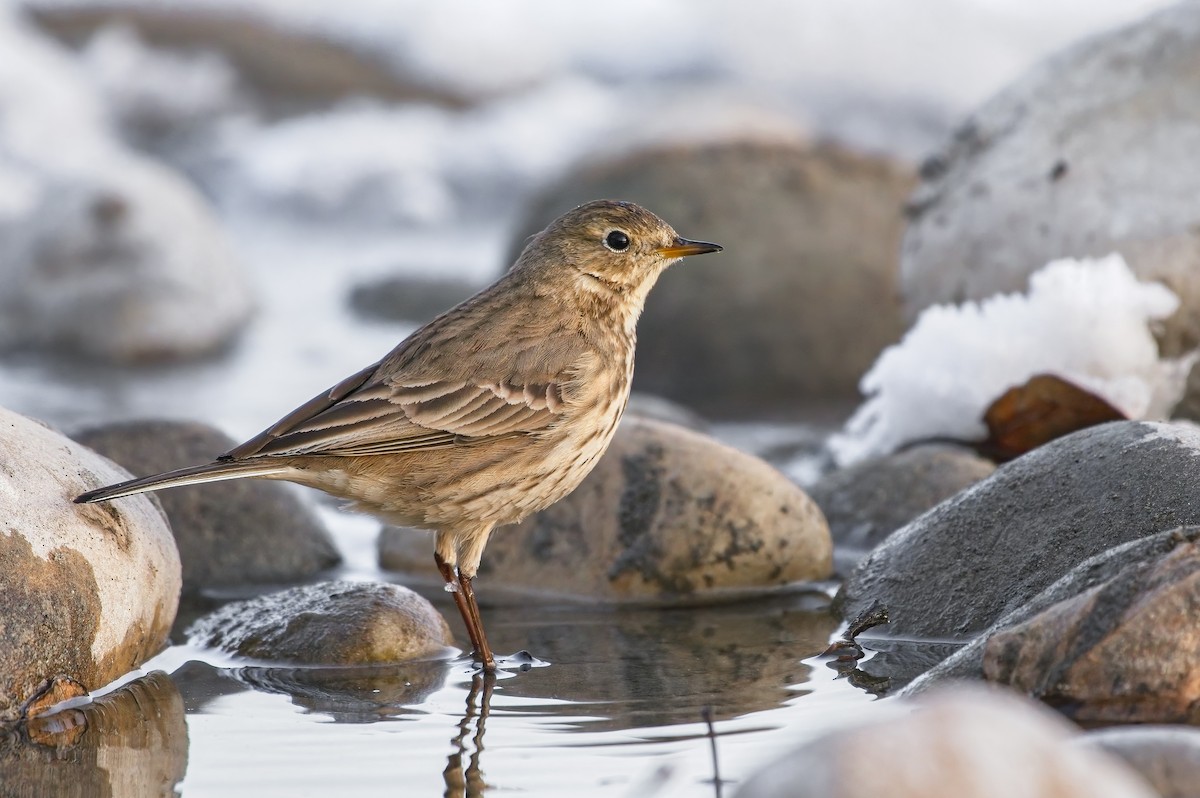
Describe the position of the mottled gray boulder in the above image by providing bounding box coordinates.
[1082,726,1200,798]
[901,3,1200,369]
[0,8,252,362]
[840,421,1200,642]
[72,419,340,592]
[982,537,1200,724]
[735,687,1155,798]
[0,406,181,717]
[347,273,482,325]
[509,140,915,416]
[807,444,994,572]
[187,581,452,665]
[380,417,832,602]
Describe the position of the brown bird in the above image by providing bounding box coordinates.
[75,199,721,671]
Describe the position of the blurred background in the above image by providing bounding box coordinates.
[0,0,1179,438]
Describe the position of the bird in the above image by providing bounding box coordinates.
[75,199,722,671]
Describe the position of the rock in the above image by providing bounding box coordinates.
[982,537,1200,724]
[807,444,994,572]
[509,140,916,416]
[1,672,187,795]
[904,526,1200,694]
[29,4,470,111]
[186,581,453,665]
[0,7,252,362]
[72,419,341,593]
[735,686,1156,798]
[839,421,1200,644]
[900,3,1200,377]
[380,417,832,602]
[1082,726,1200,798]
[346,273,482,324]
[624,392,708,432]
[0,406,181,717]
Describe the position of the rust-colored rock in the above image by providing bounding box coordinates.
[979,374,1126,462]
[983,540,1200,724]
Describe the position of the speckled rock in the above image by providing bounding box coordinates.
[839,421,1200,644]
[0,8,252,363]
[347,273,483,325]
[509,140,915,416]
[1082,726,1200,798]
[735,687,1156,798]
[72,419,340,592]
[0,672,187,794]
[187,581,452,665]
[901,4,1200,384]
[982,538,1200,724]
[380,417,832,602]
[807,444,994,572]
[0,406,181,717]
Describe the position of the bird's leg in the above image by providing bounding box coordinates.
[456,528,497,672]
[435,534,487,666]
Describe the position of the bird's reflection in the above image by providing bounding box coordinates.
[443,671,495,798]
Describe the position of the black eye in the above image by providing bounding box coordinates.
[604,230,630,251]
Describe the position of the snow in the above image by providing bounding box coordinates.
[828,254,1194,466]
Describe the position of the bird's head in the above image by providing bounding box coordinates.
[513,200,722,306]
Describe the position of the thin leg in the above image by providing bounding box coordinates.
[457,572,496,671]
[434,551,486,663]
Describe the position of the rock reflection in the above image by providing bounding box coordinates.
[0,671,188,797]
[234,659,452,722]
[443,671,494,798]
[487,594,837,730]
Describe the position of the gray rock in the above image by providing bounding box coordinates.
[0,405,181,717]
[0,9,252,362]
[807,444,994,572]
[187,581,453,665]
[901,3,1200,378]
[346,273,482,324]
[380,417,832,602]
[840,421,1200,643]
[509,140,916,416]
[72,419,341,593]
[735,686,1156,798]
[1082,726,1200,798]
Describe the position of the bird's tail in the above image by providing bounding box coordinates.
[74,459,290,503]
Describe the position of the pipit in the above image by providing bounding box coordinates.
[75,199,721,670]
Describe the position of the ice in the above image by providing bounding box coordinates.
[828,254,1194,466]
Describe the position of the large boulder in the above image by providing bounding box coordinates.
[735,687,1156,798]
[0,7,252,362]
[380,417,832,602]
[1,406,181,717]
[72,419,341,592]
[840,421,1200,643]
[900,3,1200,381]
[186,581,453,665]
[508,140,916,416]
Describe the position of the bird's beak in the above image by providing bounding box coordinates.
[656,237,723,259]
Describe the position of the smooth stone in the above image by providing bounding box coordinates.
[347,273,482,325]
[807,444,994,572]
[72,419,341,592]
[735,686,1156,798]
[0,672,187,794]
[0,9,252,362]
[0,405,181,717]
[904,526,1200,694]
[839,421,1200,645]
[186,581,453,665]
[508,139,916,416]
[982,538,1200,724]
[900,3,1200,398]
[379,417,832,603]
[1082,726,1200,798]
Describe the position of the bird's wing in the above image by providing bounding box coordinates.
[222,362,569,461]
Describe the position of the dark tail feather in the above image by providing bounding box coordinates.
[74,460,290,503]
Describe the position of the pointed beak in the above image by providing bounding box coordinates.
[656,237,723,259]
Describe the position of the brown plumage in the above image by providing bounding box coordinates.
[75,199,722,670]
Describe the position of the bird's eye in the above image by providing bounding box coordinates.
[604,230,630,252]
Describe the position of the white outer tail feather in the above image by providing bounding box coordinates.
[75,460,291,503]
